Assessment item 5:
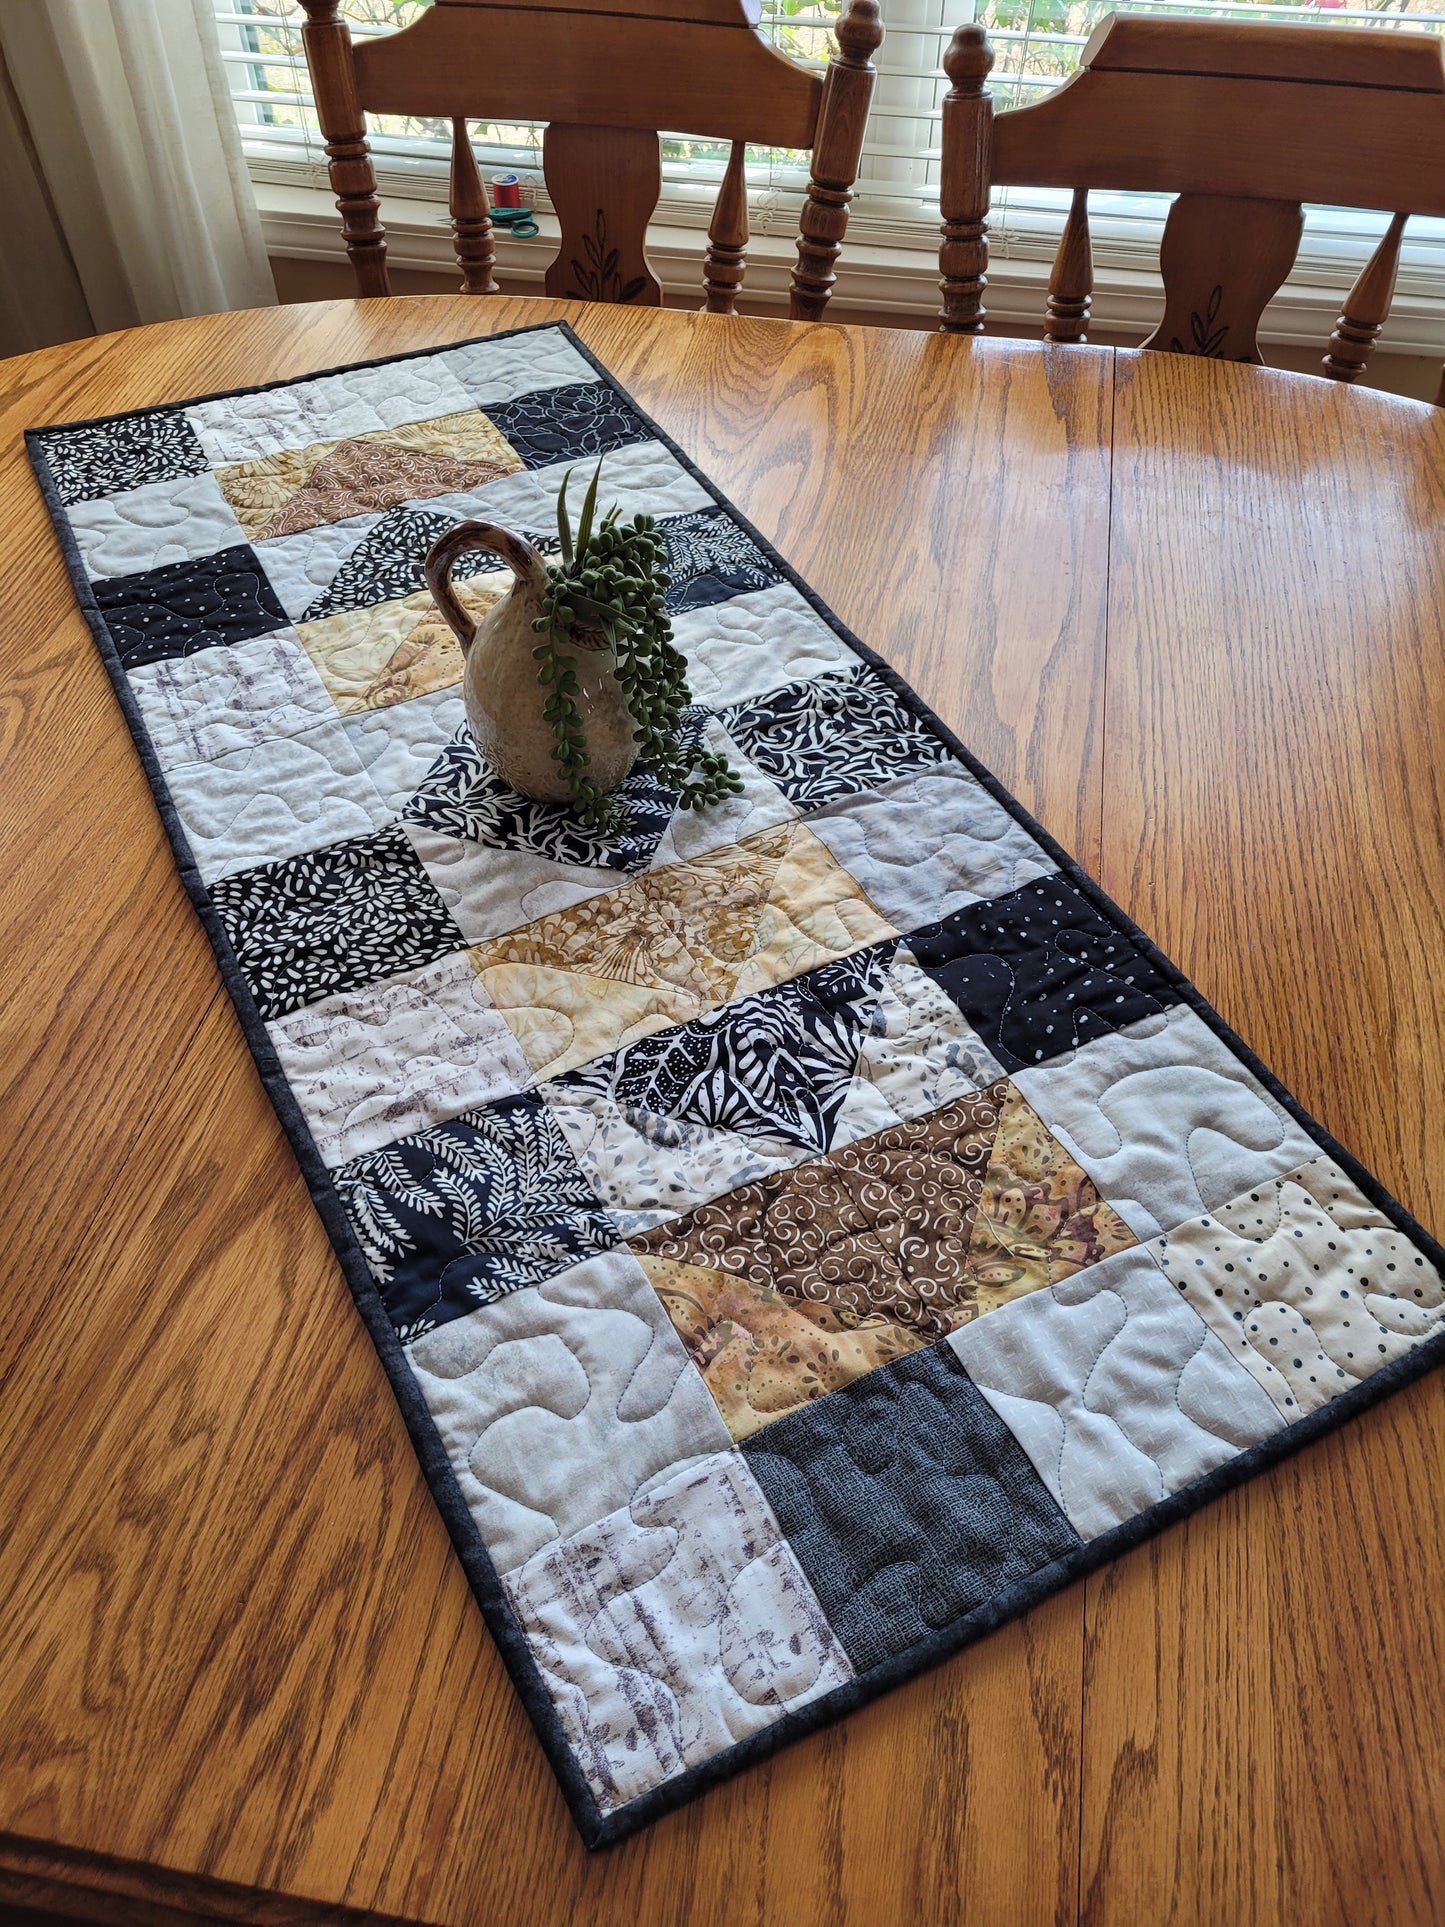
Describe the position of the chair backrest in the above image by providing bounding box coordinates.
[938,15,1445,395]
[299,0,881,320]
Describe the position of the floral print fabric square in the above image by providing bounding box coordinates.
[34,320,1445,1850]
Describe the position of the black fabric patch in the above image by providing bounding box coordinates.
[905,874,1176,1073]
[96,545,290,669]
[553,942,897,1158]
[210,825,464,1022]
[742,1343,1080,1674]
[482,380,650,470]
[297,507,556,623]
[37,406,210,507]
[720,665,953,812]
[335,1097,619,1341]
[401,713,707,874]
[660,508,784,613]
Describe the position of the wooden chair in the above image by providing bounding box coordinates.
[938,15,1445,397]
[299,0,881,319]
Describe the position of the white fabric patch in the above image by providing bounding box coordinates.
[543,1084,804,1241]
[671,582,857,707]
[1014,1005,1320,1241]
[128,627,334,765]
[648,719,797,869]
[67,470,245,580]
[406,1249,732,1576]
[438,329,599,408]
[806,765,1057,929]
[342,688,466,814]
[502,1444,852,1813]
[165,717,392,881]
[403,821,623,943]
[950,1244,1285,1540]
[832,948,1005,1149]
[420,438,713,532]
[254,514,379,623]
[267,950,530,1167]
[187,357,475,465]
[1152,1156,1445,1418]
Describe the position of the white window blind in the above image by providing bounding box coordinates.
[215,0,1445,272]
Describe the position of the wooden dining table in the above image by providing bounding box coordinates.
[3,292,1443,1927]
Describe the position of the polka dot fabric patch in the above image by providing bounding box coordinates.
[29,320,1445,1849]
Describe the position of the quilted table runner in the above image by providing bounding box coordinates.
[31,321,1445,1848]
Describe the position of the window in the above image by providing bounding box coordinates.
[216,0,1445,311]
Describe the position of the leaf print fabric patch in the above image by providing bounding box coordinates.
[37,406,210,505]
[482,381,650,469]
[210,824,463,1021]
[660,508,785,612]
[35,320,1445,1849]
[336,1096,618,1341]
[719,665,954,813]
[402,715,708,874]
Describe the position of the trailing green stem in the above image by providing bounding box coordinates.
[530,464,743,832]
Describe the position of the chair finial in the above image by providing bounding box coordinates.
[835,0,883,68]
[944,25,995,92]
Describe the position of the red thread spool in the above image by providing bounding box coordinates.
[492,173,522,209]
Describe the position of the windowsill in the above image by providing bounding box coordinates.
[256,179,1445,356]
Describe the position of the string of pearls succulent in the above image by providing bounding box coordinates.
[530,465,742,832]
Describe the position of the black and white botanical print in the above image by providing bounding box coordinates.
[335,1096,619,1339]
[37,407,210,507]
[210,824,465,1022]
[557,944,896,1156]
[96,545,290,670]
[482,381,650,470]
[907,873,1176,1073]
[659,509,784,613]
[401,714,708,874]
[297,508,556,623]
[720,665,953,813]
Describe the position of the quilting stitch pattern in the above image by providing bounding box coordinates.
[32,320,1445,1850]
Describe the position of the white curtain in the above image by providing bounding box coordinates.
[0,0,275,357]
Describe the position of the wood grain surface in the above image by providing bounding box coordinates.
[0,296,1440,1926]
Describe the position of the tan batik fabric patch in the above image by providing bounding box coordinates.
[298,574,508,714]
[631,1078,1138,1437]
[964,1082,1137,1317]
[216,410,523,541]
[469,821,896,1080]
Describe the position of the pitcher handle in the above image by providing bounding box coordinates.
[423,521,549,651]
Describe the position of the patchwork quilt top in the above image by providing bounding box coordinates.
[32,321,1445,1848]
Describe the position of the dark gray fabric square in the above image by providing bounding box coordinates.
[741,1343,1081,1673]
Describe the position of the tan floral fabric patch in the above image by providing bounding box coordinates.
[964,1082,1136,1317]
[298,575,505,714]
[217,410,523,540]
[632,1077,1139,1434]
[470,822,896,1079]
[633,1252,926,1442]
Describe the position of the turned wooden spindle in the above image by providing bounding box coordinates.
[938,26,994,335]
[449,119,499,295]
[790,0,881,321]
[299,0,389,296]
[703,141,749,315]
[1324,210,1407,385]
[1044,187,1092,343]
